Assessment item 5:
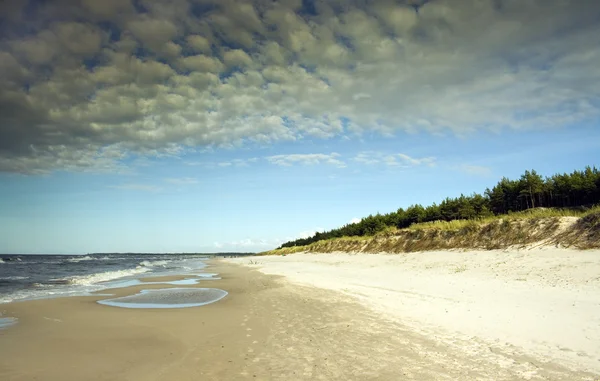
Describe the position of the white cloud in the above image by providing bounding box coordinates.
[229,238,272,248]
[266,153,346,168]
[298,228,324,239]
[110,183,162,192]
[354,152,436,167]
[349,218,361,224]
[396,154,436,167]
[192,157,258,168]
[353,152,380,165]
[459,165,492,176]
[164,177,198,185]
[0,0,599,173]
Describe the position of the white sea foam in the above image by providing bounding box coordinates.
[0,268,152,304]
[0,256,209,305]
[67,256,94,263]
[64,268,151,286]
[138,260,170,268]
[0,259,4,264]
[194,273,221,279]
[0,276,29,281]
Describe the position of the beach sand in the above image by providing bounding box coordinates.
[1,253,599,380]
[227,248,600,380]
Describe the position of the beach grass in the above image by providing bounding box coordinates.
[262,207,600,255]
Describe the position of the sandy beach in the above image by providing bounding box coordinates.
[227,247,600,380]
[1,251,599,380]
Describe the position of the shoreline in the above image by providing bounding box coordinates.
[1,256,599,380]
[0,261,276,380]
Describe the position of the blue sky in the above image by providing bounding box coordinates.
[0,0,599,253]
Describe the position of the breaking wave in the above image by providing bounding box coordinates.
[52,268,151,286]
[0,276,29,281]
[138,260,170,268]
[66,256,112,263]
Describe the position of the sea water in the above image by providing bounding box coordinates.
[97,288,228,309]
[0,253,216,304]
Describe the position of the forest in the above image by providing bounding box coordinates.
[279,166,600,248]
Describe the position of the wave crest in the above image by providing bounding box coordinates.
[138,260,170,268]
[52,268,150,286]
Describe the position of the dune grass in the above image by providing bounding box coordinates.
[407,206,600,232]
[261,207,600,255]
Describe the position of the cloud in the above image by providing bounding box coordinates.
[354,152,381,165]
[354,152,435,167]
[349,218,361,224]
[189,157,258,168]
[1,0,599,173]
[396,154,436,167]
[180,54,224,73]
[229,238,271,248]
[459,165,493,176]
[110,183,162,192]
[187,35,211,53]
[222,49,253,68]
[266,153,346,167]
[164,177,199,185]
[298,229,325,240]
[127,17,178,52]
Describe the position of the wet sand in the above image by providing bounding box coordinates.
[1,260,597,380]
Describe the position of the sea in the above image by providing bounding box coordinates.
[0,253,214,305]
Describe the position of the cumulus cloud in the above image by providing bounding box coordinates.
[1,0,599,173]
[266,153,346,167]
[187,35,211,53]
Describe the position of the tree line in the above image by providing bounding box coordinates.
[279,166,600,248]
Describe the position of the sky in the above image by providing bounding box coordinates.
[0,0,599,254]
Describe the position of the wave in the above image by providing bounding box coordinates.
[138,260,170,268]
[66,256,94,263]
[0,276,29,281]
[66,255,114,263]
[51,268,151,286]
[0,257,22,264]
